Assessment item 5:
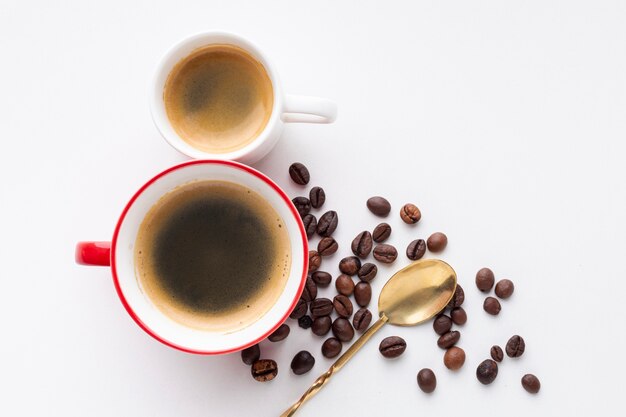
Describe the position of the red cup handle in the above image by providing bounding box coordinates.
[76,241,111,266]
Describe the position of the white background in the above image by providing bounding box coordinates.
[1,1,625,416]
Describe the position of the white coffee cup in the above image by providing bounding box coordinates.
[150,31,337,164]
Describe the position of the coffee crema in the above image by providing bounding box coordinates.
[163,44,274,154]
[134,180,291,332]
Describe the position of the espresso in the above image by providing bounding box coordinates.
[134,180,291,332]
[163,44,274,154]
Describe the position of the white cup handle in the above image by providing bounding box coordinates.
[282,94,337,124]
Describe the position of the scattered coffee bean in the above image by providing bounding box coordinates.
[373,244,398,263]
[316,210,338,237]
[433,314,453,335]
[310,298,333,318]
[251,359,278,382]
[311,315,332,336]
[417,369,437,393]
[291,351,315,375]
[495,279,515,299]
[353,308,372,331]
[301,276,318,302]
[400,203,421,224]
[298,315,313,329]
[437,331,461,349]
[490,345,504,362]
[366,196,391,217]
[311,271,332,287]
[379,336,407,358]
[406,239,426,260]
[351,231,373,258]
[309,186,326,209]
[268,324,290,342]
[339,256,361,275]
[331,318,354,342]
[292,196,311,217]
[450,307,467,325]
[372,222,392,242]
[506,335,525,358]
[289,298,307,319]
[444,346,466,370]
[308,250,321,271]
[483,297,501,315]
[476,359,498,385]
[241,344,260,365]
[302,214,317,238]
[317,237,338,256]
[427,232,448,252]
[321,337,342,358]
[521,374,541,394]
[357,263,378,282]
[333,294,354,318]
[475,267,495,292]
[335,274,355,296]
[289,162,310,185]
[447,284,465,308]
[354,282,372,307]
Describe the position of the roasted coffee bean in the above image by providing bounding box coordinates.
[335,274,355,296]
[483,297,501,315]
[251,359,278,382]
[317,236,338,256]
[406,239,426,260]
[490,345,504,362]
[339,256,361,275]
[495,279,515,299]
[353,308,372,331]
[417,369,437,393]
[331,318,354,342]
[311,316,332,336]
[309,186,326,209]
[316,210,338,237]
[444,346,466,370]
[506,335,525,358]
[379,336,407,358]
[427,232,448,252]
[366,196,391,217]
[450,307,467,325]
[241,344,260,365]
[268,324,290,342]
[358,263,378,282]
[298,315,313,329]
[333,295,353,318]
[289,162,310,185]
[292,196,311,217]
[475,267,495,292]
[521,374,541,394]
[302,214,317,239]
[291,351,315,375]
[447,284,465,308]
[301,277,318,302]
[354,282,372,307]
[400,203,421,224]
[351,231,373,258]
[372,222,392,242]
[308,250,321,271]
[321,337,342,358]
[437,331,461,349]
[476,359,498,385]
[289,298,307,319]
[373,244,398,263]
[311,271,332,287]
[310,298,333,317]
[433,314,453,335]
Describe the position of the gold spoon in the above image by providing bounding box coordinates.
[281,258,457,417]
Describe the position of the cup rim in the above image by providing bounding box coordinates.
[110,160,308,354]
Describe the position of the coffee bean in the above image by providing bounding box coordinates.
[354,282,372,307]
[475,267,495,292]
[291,351,315,375]
[298,315,313,329]
[310,298,333,317]
[251,359,278,382]
[447,284,465,308]
[521,374,541,394]
[406,239,426,260]
[339,256,361,275]
[379,336,407,358]
[483,297,501,315]
[400,203,421,224]
[444,346,466,370]
[311,316,332,336]
[302,214,317,239]
[289,162,310,185]
[292,196,311,217]
[373,244,398,263]
[331,318,354,342]
[357,263,378,282]
[427,232,448,252]
[317,236,338,256]
[268,324,290,342]
[308,250,321,271]
[241,344,260,365]
[353,308,372,331]
[335,274,355,296]
[433,314,453,335]
[289,298,307,319]
[311,271,332,287]
[333,294,353,318]
[321,337,342,358]
[450,307,467,325]
[351,231,373,258]
[309,186,326,209]
[490,345,504,362]
[301,276,318,302]
[495,279,515,299]
[506,335,525,358]
[417,368,437,393]
[316,210,338,237]
[437,331,461,349]
[366,196,391,217]
[372,222,392,243]
[476,359,498,385]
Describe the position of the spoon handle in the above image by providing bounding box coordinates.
[280,314,389,417]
